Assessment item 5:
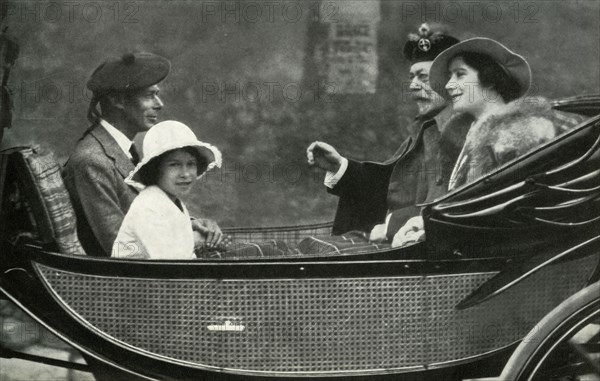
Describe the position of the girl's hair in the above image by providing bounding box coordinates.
[137,147,208,186]
[456,52,521,103]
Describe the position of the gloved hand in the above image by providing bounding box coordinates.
[391,216,425,248]
[369,223,388,243]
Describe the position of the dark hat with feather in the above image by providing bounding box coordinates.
[403,23,459,63]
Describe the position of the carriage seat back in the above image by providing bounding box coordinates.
[8,147,85,255]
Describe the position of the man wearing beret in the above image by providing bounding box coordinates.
[307,24,468,243]
[63,52,222,257]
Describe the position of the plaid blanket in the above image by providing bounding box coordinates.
[19,148,85,255]
[196,231,386,260]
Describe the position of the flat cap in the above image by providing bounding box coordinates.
[87,52,170,94]
[403,23,459,63]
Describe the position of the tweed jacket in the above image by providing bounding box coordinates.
[448,97,587,190]
[112,185,195,259]
[328,111,468,236]
[63,124,139,257]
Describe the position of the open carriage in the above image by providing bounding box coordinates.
[0,95,599,381]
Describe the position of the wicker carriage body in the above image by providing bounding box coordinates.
[0,241,591,380]
[19,249,597,380]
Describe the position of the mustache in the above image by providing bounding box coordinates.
[411,93,432,101]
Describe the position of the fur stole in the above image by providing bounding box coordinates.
[445,97,582,189]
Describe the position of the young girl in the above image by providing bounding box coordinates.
[112,120,221,259]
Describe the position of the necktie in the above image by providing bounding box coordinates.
[129,145,140,166]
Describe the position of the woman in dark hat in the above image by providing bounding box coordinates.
[428,37,586,191]
[392,37,586,248]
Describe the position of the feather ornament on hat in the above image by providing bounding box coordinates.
[403,23,459,63]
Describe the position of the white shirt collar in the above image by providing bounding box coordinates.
[99,119,134,159]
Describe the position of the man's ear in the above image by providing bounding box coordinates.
[107,93,125,110]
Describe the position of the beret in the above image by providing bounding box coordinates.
[403,23,459,63]
[86,52,171,94]
[429,37,532,100]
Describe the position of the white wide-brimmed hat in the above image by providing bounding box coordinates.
[126,120,222,186]
[429,37,531,100]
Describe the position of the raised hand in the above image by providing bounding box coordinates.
[306,141,344,173]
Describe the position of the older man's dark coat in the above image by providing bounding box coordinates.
[328,114,468,237]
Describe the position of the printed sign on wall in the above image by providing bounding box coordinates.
[315,1,380,94]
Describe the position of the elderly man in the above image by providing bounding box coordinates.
[307,24,467,242]
[64,52,221,257]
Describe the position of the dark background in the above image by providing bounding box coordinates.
[6,0,600,227]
